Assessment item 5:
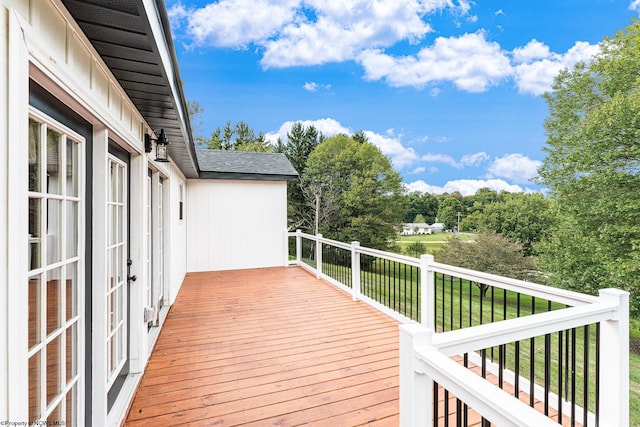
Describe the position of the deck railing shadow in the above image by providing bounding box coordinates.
[287,230,629,426]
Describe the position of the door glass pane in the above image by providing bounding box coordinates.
[66,322,77,384]
[29,350,42,420]
[66,262,77,321]
[66,201,78,258]
[47,199,62,265]
[46,129,62,195]
[65,385,76,426]
[66,138,78,197]
[47,400,62,425]
[29,275,41,349]
[29,119,41,192]
[46,334,62,406]
[29,198,41,270]
[46,268,62,336]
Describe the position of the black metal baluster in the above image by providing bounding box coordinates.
[530,296,536,408]
[544,332,551,415]
[444,389,449,427]
[595,323,600,427]
[515,293,521,398]
[583,324,590,427]
[558,329,563,423]
[571,327,577,427]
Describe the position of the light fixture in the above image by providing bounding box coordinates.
[145,129,170,162]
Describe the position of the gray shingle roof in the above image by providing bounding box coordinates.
[196,149,299,181]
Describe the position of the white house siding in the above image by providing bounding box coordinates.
[0,1,189,425]
[187,179,287,272]
[167,163,187,305]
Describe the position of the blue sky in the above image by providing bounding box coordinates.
[167,0,640,195]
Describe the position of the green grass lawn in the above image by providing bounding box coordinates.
[631,352,640,426]
[395,232,476,255]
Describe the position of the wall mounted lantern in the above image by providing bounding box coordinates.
[145,129,170,162]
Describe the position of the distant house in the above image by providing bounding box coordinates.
[400,222,445,235]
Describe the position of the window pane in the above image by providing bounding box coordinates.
[29,275,41,349]
[66,201,78,258]
[66,262,77,321]
[47,400,62,425]
[65,385,76,426]
[47,199,62,264]
[29,350,42,420]
[66,322,77,384]
[46,334,62,406]
[46,268,62,336]
[29,198,41,270]
[46,128,62,195]
[29,119,41,192]
[66,138,78,197]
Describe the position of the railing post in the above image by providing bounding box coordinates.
[283,229,290,266]
[316,234,323,278]
[295,229,302,266]
[598,288,629,426]
[420,254,435,329]
[400,323,432,427]
[351,241,360,301]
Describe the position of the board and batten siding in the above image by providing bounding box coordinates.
[187,180,288,272]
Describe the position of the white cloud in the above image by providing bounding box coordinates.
[404,178,531,196]
[460,152,490,166]
[630,0,640,12]
[174,0,299,48]
[357,32,512,92]
[170,1,473,68]
[303,82,319,92]
[409,166,426,174]
[264,118,351,144]
[486,153,542,184]
[512,40,600,95]
[364,130,419,168]
[420,153,460,168]
[303,82,331,92]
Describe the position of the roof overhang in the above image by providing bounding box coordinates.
[61,0,199,178]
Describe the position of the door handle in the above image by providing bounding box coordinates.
[128,274,137,282]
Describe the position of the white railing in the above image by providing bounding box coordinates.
[287,230,630,426]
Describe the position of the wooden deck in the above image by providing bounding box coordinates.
[124,266,576,426]
[125,267,400,426]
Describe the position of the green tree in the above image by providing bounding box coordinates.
[303,134,405,251]
[403,192,439,223]
[275,123,325,230]
[437,196,463,230]
[436,232,537,282]
[537,20,640,313]
[474,193,554,256]
[405,241,427,258]
[413,214,426,223]
[187,100,207,147]
[208,121,272,152]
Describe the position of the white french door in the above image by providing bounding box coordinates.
[27,111,84,425]
[106,155,128,393]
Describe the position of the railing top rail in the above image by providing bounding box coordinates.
[430,261,598,306]
[357,246,421,267]
[290,230,600,306]
[416,343,559,427]
[430,300,616,356]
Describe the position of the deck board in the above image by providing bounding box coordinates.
[125,267,400,426]
[125,266,577,426]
